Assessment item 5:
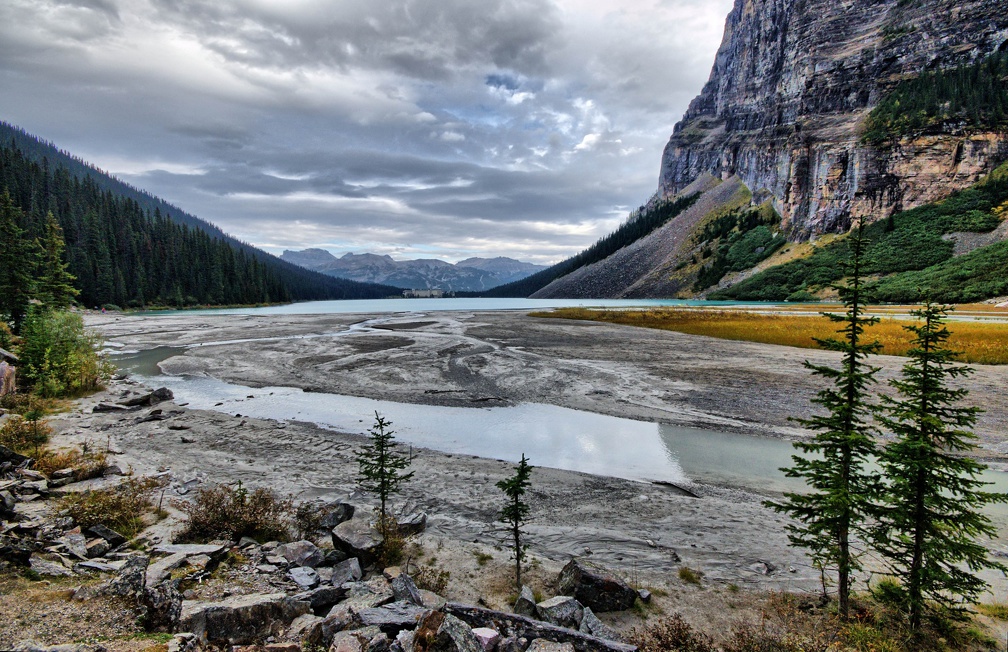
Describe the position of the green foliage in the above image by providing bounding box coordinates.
[0,123,399,309]
[677,566,703,585]
[862,52,1008,144]
[0,413,51,455]
[57,476,168,538]
[872,304,1007,629]
[17,307,113,398]
[497,453,533,587]
[357,412,414,533]
[714,169,1008,302]
[412,564,450,594]
[175,480,294,543]
[692,204,787,291]
[871,239,1008,303]
[35,212,79,310]
[483,193,700,297]
[0,190,36,331]
[766,223,882,619]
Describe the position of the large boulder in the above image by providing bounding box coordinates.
[535,597,583,630]
[179,593,311,644]
[414,611,483,652]
[278,540,325,568]
[391,573,423,606]
[293,585,346,615]
[332,557,363,586]
[578,608,621,643]
[513,586,536,617]
[319,502,356,531]
[143,580,183,632]
[556,559,637,613]
[106,554,149,598]
[332,519,383,564]
[289,566,321,590]
[355,600,427,634]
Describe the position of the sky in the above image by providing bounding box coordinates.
[0,0,733,265]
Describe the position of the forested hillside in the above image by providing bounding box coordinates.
[0,124,398,308]
[482,192,699,297]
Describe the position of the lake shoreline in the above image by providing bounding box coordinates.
[74,308,1008,599]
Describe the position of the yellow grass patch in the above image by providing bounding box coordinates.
[532,308,1008,365]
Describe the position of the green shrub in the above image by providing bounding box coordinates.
[57,476,167,538]
[175,481,293,543]
[17,308,113,398]
[412,564,450,594]
[678,566,703,585]
[0,414,51,454]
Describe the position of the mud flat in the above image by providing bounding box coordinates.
[73,309,1008,600]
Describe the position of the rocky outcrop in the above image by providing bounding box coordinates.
[556,560,638,614]
[660,0,1008,237]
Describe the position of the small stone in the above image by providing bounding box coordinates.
[331,557,363,585]
[30,554,75,577]
[257,564,279,574]
[473,627,500,652]
[527,640,574,652]
[278,540,324,568]
[636,588,651,604]
[288,566,321,590]
[85,524,127,548]
[85,538,110,559]
[391,573,423,606]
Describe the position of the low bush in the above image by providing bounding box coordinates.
[175,481,293,543]
[33,446,108,481]
[56,476,167,538]
[412,564,450,594]
[630,613,715,652]
[17,308,114,398]
[0,414,51,454]
[678,566,703,585]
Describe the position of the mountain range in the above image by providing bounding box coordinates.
[493,0,1008,303]
[280,249,545,292]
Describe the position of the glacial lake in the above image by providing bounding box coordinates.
[138,297,768,316]
[114,348,1008,521]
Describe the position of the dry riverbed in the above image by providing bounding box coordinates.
[64,309,1008,607]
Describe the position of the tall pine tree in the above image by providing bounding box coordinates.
[767,219,881,619]
[35,211,78,309]
[0,190,37,332]
[873,303,1006,629]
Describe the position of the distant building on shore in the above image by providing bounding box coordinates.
[402,289,445,298]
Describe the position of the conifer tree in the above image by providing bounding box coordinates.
[497,453,533,588]
[767,219,881,619]
[357,411,413,536]
[35,211,78,310]
[0,190,37,332]
[873,303,1006,629]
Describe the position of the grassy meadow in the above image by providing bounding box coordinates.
[532,307,1008,365]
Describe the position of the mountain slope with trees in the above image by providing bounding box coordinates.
[0,122,398,308]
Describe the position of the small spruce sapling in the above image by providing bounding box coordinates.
[357,411,413,537]
[497,453,533,587]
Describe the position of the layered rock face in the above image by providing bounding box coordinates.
[660,0,1008,237]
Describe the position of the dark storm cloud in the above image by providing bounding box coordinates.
[0,0,734,263]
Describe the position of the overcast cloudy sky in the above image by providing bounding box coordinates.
[0,0,732,264]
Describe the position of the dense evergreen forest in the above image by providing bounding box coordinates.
[862,50,1008,144]
[0,123,398,309]
[481,192,699,297]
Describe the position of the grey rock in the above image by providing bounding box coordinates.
[84,524,126,548]
[535,596,583,629]
[416,611,484,652]
[391,573,423,606]
[29,554,74,577]
[330,630,365,652]
[293,585,346,614]
[284,613,324,647]
[146,552,188,587]
[394,629,414,652]
[319,501,356,531]
[278,539,324,568]
[58,532,89,560]
[472,627,501,652]
[93,402,128,412]
[513,585,536,617]
[153,543,226,557]
[11,642,105,652]
[635,589,650,604]
[85,538,109,559]
[257,563,279,574]
[332,557,363,585]
[556,559,637,613]
[143,580,183,632]
[166,632,198,652]
[578,608,621,643]
[332,519,384,564]
[106,554,148,597]
[288,565,321,590]
[356,600,427,634]
[397,511,427,536]
[179,592,311,644]
[445,603,636,652]
[527,640,574,652]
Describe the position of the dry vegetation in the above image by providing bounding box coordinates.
[533,308,1008,365]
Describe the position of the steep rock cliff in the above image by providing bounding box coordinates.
[660,0,1008,237]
